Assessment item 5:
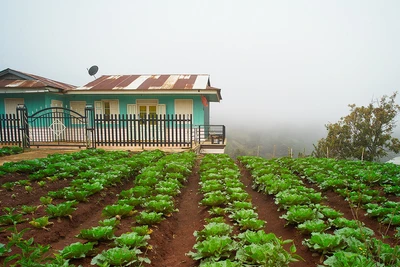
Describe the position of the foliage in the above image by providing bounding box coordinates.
[235,242,299,266]
[102,204,134,218]
[303,233,345,255]
[297,219,329,234]
[20,205,39,215]
[323,251,381,267]
[194,223,233,241]
[142,199,175,214]
[114,232,150,248]
[313,92,400,161]
[280,205,322,225]
[187,236,237,261]
[59,241,96,259]
[199,260,242,267]
[91,247,149,266]
[29,216,53,230]
[45,201,77,219]
[0,207,26,226]
[77,226,115,241]
[135,211,164,225]
[0,146,23,157]
[98,217,120,228]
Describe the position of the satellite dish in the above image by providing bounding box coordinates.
[87,65,99,79]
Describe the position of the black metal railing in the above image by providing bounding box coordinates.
[193,125,226,145]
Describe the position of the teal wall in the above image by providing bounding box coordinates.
[65,94,207,125]
[0,93,46,114]
[0,93,209,125]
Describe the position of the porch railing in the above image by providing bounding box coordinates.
[193,125,226,145]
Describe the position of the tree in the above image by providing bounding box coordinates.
[313,92,400,161]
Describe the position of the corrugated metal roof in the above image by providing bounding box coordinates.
[76,74,212,91]
[0,68,76,91]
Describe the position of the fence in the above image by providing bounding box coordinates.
[0,114,21,146]
[0,105,194,149]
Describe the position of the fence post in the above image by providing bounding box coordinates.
[85,104,95,149]
[16,104,29,150]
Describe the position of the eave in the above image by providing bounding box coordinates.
[66,89,222,102]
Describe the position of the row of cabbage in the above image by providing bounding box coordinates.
[1,149,190,266]
[0,149,152,227]
[238,156,400,267]
[281,157,400,227]
[56,151,197,266]
[187,154,301,266]
[0,146,23,157]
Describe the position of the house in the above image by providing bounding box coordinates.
[0,68,225,152]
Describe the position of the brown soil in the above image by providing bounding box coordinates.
[1,151,397,267]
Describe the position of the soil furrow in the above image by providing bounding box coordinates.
[145,157,207,267]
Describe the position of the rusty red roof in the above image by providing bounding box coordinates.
[0,68,76,91]
[76,74,212,90]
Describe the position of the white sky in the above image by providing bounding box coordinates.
[1,0,400,135]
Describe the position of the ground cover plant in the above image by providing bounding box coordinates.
[1,149,400,266]
[188,154,301,266]
[239,155,400,266]
[0,146,23,158]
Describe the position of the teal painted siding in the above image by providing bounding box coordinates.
[0,93,46,114]
[0,93,210,125]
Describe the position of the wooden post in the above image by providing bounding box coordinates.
[326,147,329,158]
[361,148,364,161]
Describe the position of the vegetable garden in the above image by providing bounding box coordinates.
[0,149,399,266]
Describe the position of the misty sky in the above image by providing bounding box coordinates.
[1,0,400,137]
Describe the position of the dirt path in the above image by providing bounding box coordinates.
[145,156,207,267]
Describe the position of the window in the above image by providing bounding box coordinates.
[69,101,86,124]
[95,100,119,119]
[5,98,24,114]
[175,99,193,117]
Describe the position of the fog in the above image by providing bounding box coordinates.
[1,0,400,156]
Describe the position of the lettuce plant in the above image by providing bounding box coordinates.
[0,207,26,226]
[297,219,329,234]
[194,223,233,241]
[237,218,265,231]
[201,191,227,206]
[280,205,321,225]
[45,201,77,220]
[142,199,175,215]
[303,233,345,255]
[323,251,380,267]
[102,204,134,218]
[187,236,237,261]
[29,216,53,230]
[199,260,242,267]
[135,211,164,225]
[235,242,300,266]
[98,217,120,228]
[91,247,149,266]
[77,226,115,241]
[334,227,374,242]
[20,205,39,215]
[59,241,96,259]
[114,232,150,248]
